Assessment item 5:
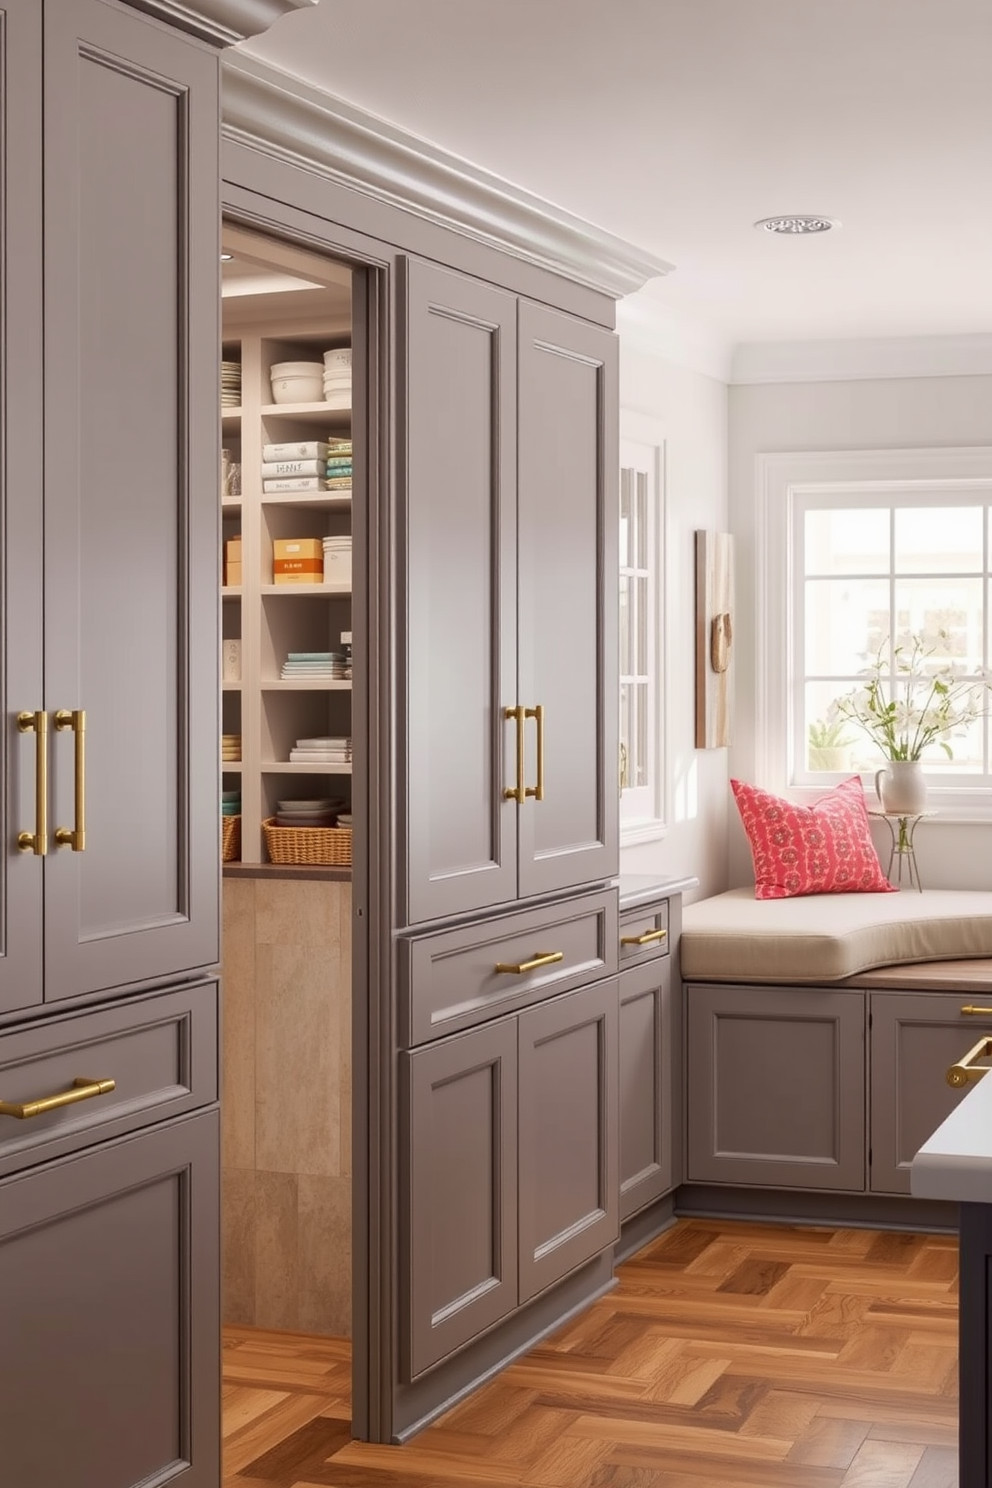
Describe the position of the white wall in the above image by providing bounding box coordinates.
[618,338,730,902]
[727,373,992,890]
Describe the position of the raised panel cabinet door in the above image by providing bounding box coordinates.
[0,0,44,1014]
[619,956,676,1220]
[401,1017,518,1379]
[870,991,975,1195]
[43,0,221,1000]
[0,1108,220,1488]
[518,979,619,1304]
[398,259,518,927]
[517,302,619,900]
[686,984,866,1192]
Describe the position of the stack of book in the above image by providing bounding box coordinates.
[280,651,348,681]
[288,736,352,766]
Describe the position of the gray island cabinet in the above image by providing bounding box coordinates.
[913,1062,992,1488]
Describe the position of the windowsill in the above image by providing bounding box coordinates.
[788,778,992,824]
[620,819,669,847]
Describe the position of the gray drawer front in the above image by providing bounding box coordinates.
[0,980,217,1179]
[619,900,670,967]
[400,889,618,1046]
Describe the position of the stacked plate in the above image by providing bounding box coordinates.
[323,347,352,409]
[274,796,345,828]
[222,733,241,762]
[221,360,241,408]
[323,535,352,587]
[288,736,351,765]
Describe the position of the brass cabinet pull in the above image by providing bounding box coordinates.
[16,710,48,855]
[621,928,668,947]
[524,704,545,801]
[947,1037,992,1088]
[0,1076,115,1120]
[961,1006,992,1016]
[503,705,525,803]
[494,950,564,975]
[54,709,86,851]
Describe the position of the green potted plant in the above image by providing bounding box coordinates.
[807,710,853,772]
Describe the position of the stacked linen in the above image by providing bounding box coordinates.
[280,651,348,681]
[289,736,352,765]
[325,438,353,491]
[261,441,330,494]
[323,347,351,408]
[222,733,241,762]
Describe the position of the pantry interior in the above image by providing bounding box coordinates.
[218,225,359,1337]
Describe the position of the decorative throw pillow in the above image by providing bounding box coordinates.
[731,776,896,901]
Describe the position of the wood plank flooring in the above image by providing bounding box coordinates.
[222,1217,959,1488]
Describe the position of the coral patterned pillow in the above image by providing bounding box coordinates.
[731,776,895,901]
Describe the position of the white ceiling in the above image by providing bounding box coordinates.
[241,0,992,351]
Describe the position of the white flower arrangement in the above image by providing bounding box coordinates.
[834,630,992,762]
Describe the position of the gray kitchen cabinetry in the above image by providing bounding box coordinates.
[869,991,976,1195]
[0,1109,220,1488]
[0,0,224,1480]
[401,978,619,1379]
[400,258,618,928]
[685,983,866,1191]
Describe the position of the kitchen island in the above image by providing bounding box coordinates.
[912,1057,992,1488]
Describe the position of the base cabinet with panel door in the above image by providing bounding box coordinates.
[685,983,866,1192]
[869,990,983,1195]
[399,257,618,928]
[402,978,618,1379]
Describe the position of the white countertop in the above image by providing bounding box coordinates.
[911,1070,992,1203]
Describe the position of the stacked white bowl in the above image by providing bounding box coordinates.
[269,360,325,405]
[323,347,352,409]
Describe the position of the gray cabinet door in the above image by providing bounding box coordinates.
[42,0,220,1000]
[0,0,44,1015]
[686,983,866,1192]
[399,259,518,927]
[518,979,619,1303]
[517,302,619,900]
[870,991,976,1195]
[619,956,677,1220]
[0,1109,219,1488]
[401,1018,518,1379]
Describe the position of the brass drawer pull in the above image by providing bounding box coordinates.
[54,709,86,851]
[621,928,668,947]
[961,1006,992,1016]
[503,705,525,803]
[947,1038,992,1089]
[494,950,564,975]
[16,710,48,856]
[0,1076,116,1120]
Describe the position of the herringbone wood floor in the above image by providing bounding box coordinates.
[222,1218,960,1487]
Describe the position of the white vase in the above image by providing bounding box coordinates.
[874,760,927,815]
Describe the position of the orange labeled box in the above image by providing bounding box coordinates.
[224,536,242,587]
[273,537,324,585]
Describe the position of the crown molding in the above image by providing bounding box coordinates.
[221,53,673,299]
[732,333,992,385]
[616,294,734,383]
[122,0,316,47]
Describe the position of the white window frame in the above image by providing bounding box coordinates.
[756,445,992,816]
[619,410,668,843]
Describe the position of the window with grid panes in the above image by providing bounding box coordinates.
[619,422,665,835]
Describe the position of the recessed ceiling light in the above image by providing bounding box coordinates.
[220,252,234,262]
[754,215,839,235]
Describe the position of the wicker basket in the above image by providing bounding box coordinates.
[262,817,352,867]
[221,814,241,863]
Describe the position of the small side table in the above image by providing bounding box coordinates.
[867,809,937,891]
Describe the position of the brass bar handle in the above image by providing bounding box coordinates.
[0,1076,115,1120]
[621,928,668,947]
[54,709,86,851]
[494,950,564,976]
[16,710,47,856]
[961,1006,992,1016]
[503,705,525,803]
[947,1037,992,1088]
[524,704,545,801]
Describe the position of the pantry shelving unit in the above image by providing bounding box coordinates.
[220,269,353,865]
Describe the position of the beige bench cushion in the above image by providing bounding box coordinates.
[680,888,992,984]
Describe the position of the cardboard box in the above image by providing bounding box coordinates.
[225,537,242,562]
[225,561,242,587]
[273,538,322,561]
[273,569,323,585]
